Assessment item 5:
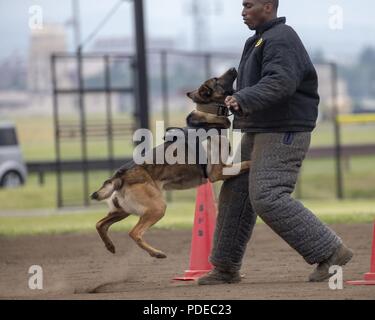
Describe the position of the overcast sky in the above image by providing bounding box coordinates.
[1,0,374,63]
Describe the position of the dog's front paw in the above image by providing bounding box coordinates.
[151,251,167,259]
[105,243,116,254]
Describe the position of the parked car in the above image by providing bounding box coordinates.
[0,122,27,188]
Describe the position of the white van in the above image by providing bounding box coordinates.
[0,122,27,188]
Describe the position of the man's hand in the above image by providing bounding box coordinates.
[225,96,241,112]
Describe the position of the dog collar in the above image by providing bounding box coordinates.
[196,103,229,117]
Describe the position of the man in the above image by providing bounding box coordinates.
[198,0,353,285]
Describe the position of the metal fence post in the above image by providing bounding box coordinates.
[51,54,63,208]
[104,55,115,174]
[331,62,344,199]
[161,50,170,127]
[204,53,212,79]
[77,46,90,206]
[160,50,173,202]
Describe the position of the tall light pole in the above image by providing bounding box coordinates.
[71,0,82,51]
[189,0,222,51]
[133,0,149,129]
[71,0,149,130]
[191,0,205,51]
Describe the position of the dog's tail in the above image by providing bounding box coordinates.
[90,177,123,201]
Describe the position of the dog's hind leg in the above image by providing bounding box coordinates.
[96,211,130,254]
[119,183,167,258]
[129,206,167,259]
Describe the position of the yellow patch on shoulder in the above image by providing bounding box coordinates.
[255,38,264,48]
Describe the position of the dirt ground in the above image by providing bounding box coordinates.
[0,223,374,300]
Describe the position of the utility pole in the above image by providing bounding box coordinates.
[133,0,150,130]
[71,0,82,51]
[331,63,344,199]
[70,0,149,130]
[191,0,206,51]
[189,0,222,51]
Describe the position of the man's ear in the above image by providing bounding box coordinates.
[198,85,213,99]
[264,3,273,13]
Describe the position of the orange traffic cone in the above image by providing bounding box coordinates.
[347,222,375,285]
[174,182,217,281]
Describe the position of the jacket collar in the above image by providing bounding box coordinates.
[256,17,286,35]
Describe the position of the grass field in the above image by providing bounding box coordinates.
[10,115,375,161]
[0,199,374,236]
[0,114,374,237]
[0,154,373,210]
[0,114,374,211]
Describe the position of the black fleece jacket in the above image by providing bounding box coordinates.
[233,17,320,132]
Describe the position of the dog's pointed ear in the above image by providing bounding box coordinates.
[198,85,213,99]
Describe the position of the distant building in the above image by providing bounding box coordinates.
[315,65,352,121]
[28,24,68,94]
[92,36,176,53]
[89,36,179,114]
[0,52,27,92]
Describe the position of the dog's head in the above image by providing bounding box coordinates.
[186,68,237,104]
[186,68,237,130]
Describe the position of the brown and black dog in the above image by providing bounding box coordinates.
[91,68,251,258]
